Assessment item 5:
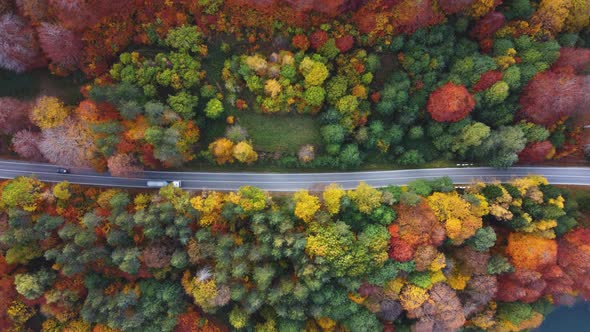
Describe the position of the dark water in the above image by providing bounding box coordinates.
[536,301,590,331]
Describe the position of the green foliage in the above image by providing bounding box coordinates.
[14,269,56,300]
[204,98,224,119]
[466,226,497,252]
[164,25,203,53]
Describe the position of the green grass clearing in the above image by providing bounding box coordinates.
[237,112,321,153]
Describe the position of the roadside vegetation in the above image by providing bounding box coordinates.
[0,175,588,331]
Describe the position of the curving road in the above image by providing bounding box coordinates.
[0,159,589,191]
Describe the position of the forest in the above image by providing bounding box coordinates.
[0,0,589,173]
[0,175,589,331]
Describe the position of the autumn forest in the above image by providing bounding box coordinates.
[1,0,590,331]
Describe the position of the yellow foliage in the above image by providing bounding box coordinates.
[63,320,92,332]
[564,0,590,32]
[510,176,548,196]
[322,183,345,215]
[209,138,235,165]
[31,96,71,129]
[233,141,258,164]
[399,284,429,311]
[134,193,151,210]
[317,317,336,331]
[347,293,366,304]
[191,192,225,226]
[264,79,282,98]
[532,0,572,34]
[429,270,447,285]
[7,300,36,326]
[52,181,71,201]
[447,268,471,290]
[427,192,482,244]
[549,196,565,209]
[429,252,447,272]
[384,278,405,300]
[245,55,268,74]
[293,190,320,223]
[467,0,497,18]
[181,270,218,311]
[347,182,383,214]
[471,194,490,217]
[489,204,513,221]
[351,85,367,99]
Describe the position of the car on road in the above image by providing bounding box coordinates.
[147,180,182,188]
[56,168,70,174]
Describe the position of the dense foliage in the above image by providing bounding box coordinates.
[0,176,587,331]
[0,0,589,172]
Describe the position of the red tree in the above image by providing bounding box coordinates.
[427,82,476,122]
[558,228,590,299]
[552,48,590,74]
[438,0,476,14]
[519,69,590,126]
[393,0,445,35]
[0,13,46,72]
[389,200,445,263]
[292,34,310,51]
[472,70,503,92]
[469,12,506,41]
[12,130,45,161]
[335,35,354,53]
[309,30,329,50]
[518,140,554,163]
[37,22,83,70]
[0,97,32,135]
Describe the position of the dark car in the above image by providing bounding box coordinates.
[57,168,70,174]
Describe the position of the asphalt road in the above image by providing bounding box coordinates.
[0,159,588,191]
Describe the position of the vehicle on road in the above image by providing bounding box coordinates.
[56,168,70,174]
[146,180,182,188]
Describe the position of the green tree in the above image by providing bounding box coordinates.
[204,98,224,119]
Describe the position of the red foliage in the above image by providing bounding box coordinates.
[0,97,32,135]
[469,11,506,41]
[472,70,503,93]
[335,35,354,53]
[438,0,476,14]
[312,0,347,16]
[552,48,590,74]
[0,13,47,73]
[36,23,83,70]
[292,34,310,51]
[175,306,229,332]
[427,82,476,122]
[393,0,446,35]
[518,140,554,163]
[12,130,45,162]
[519,69,590,126]
[15,0,49,22]
[558,228,590,299]
[497,268,547,303]
[0,276,16,330]
[309,30,329,50]
[389,200,445,262]
[285,0,315,12]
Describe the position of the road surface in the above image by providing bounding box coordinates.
[0,159,588,191]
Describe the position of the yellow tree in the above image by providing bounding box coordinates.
[293,190,320,223]
[426,192,482,245]
[52,181,71,201]
[323,183,345,215]
[347,182,383,214]
[233,141,258,164]
[190,191,225,226]
[30,96,71,129]
[208,138,234,165]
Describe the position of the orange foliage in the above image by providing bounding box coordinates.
[506,233,557,271]
[427,82,475,123]
[389,200,445,262]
